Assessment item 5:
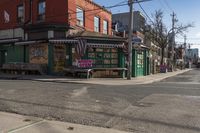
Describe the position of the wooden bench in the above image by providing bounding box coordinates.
[63,68,93,79]
[92,68,127,78]
[1,63,47,75]
[64,67,127,78]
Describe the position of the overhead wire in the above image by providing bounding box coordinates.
[137,1,154,25]
[0,0,129,26]
[163,0,174,12]
[158,0,171,14]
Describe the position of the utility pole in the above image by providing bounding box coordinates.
[127,0,134,80]
[184,35,187,66]
[171,12,176,70]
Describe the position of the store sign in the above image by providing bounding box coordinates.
[77,60,93,68]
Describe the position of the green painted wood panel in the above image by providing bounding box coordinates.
[0,45,25,63]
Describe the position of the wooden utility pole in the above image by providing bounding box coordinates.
[127,0,134,80]
[184,35,187,65]
[171,12,176,68]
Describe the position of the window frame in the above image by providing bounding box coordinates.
[17,4,24,23]
[76,7,84,26]
[103,20,108,34]
[94,16,100,32]
[38,0,46,21]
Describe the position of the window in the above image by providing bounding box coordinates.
[94,16,100,32]
[38,1,46,21]
[103,20,108,34]
[76,7,84,26]
[17,5,24,23]
[87,48,118,68]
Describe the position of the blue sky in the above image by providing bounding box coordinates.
[94,0,200,50]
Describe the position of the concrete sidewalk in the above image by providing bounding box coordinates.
[0,112,129,133]
[0,69,191,86]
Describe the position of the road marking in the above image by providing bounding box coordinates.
[7,120,45,133]
[71,86,88,98]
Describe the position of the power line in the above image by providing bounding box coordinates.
[163,0,174,12]
[69,1,128,15]
[69,0,152,15]
[158,0,171,14]
[137,2,154,24]
[68,0,129,21]
[0,0,129,26]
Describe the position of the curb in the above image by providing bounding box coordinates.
[0,69,192,86]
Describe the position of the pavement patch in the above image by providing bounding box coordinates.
[121,94,200,133]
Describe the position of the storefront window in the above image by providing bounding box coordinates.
[87,48,118,68]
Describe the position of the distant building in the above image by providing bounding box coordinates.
[112,11,146,33]
[186,48,199,63]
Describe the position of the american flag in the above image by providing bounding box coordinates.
[4,10,10,23]
[76,39,87,58]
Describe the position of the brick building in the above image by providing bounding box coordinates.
[0,0,125,77]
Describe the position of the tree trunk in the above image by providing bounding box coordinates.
[161,47,165,65]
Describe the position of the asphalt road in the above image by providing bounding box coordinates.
[0,69,200,133]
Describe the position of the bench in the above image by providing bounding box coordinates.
[64,67,127,78]
[1,63,47,75]
[92,68,127,78]
[63,68,93,79]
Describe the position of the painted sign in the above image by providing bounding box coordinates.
[77,60,93,68]
[29,44,48,64]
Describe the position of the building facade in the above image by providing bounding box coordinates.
[112,11,150,77]
[112,11,146,33]
[0,0,126,77]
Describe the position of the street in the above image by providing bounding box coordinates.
[0,69,200,133]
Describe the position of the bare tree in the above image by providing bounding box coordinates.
[147,10,193,65]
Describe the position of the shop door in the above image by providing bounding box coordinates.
[136,52,144,76]
[0,51,6,67]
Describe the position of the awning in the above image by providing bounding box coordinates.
[15,40,46,45]
[49,39,78,44]
[0,38,20,44]
[87,43,124,48]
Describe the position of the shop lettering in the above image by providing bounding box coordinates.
[78,60,93,68]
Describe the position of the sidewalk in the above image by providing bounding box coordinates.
[0,112,129,133]
[0,69,191,86]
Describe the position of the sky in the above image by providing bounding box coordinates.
[94,0,200,51]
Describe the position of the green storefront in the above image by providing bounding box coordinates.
[132,47,150,77]
[49,37,126,78]
[0,44,29,66]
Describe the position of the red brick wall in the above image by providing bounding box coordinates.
[0,0,68,30]
[0,0,19,29]
[68,0,112,35]
[0,0,112,35]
